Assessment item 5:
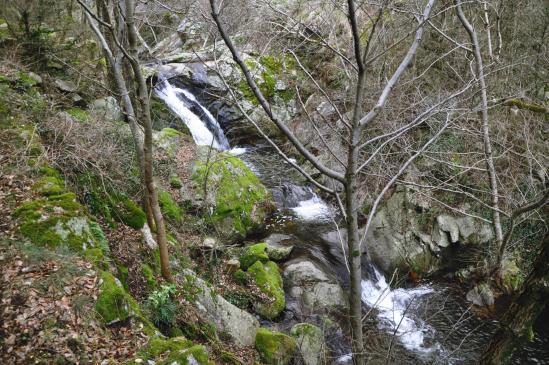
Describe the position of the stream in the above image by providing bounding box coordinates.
[155,79,549,364]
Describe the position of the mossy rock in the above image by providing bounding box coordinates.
[255,328,296,365]
[32,176,65,196]
[153,127,183,158]
[290,323,325,365]
[240,243,269,270]
[14,194,107,253]
[111,196,146,229]
[192,150,272,240]
[132,336,213,365]
[248,260,285,319]
[158,190,182,222]
[95,271,134,324]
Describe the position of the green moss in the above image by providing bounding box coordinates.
[290,323,319,337]
[192,152,272,239]
[240,243,269,270]
[95,271,132,324]
[233,268,248,285]
[255,328,296,365]
[16,71,38,89]
[169,175,183,189]
[158,190,182,222]
[66,108,90,123]
[14,194,103,252]
[83,247,108,269]
[135,336,213,365]
[39,165,61,178]
[117,263,130,290]
[33,176,64,196]
[111,196,146,229]
[142,264,156,290]
[154,127,183,158]
[248,261,285,319]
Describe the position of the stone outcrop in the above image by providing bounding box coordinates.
[181,270,259,347]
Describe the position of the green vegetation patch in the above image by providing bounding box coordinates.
[95,270,134,324]
[66,108,90,123]
[132,336,213,365]
[255,327,296,365]
[192,152,272,239]
[158,190,182,222]
[240,242,269,270]
[14,172,108,254]
[248,260,285,319]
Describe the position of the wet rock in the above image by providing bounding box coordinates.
[255,328,296,365]
[290,323,326,365]
[90,96,122,122]
[283,260,347,316]
[54,79,78,92]
[181,269,259,346]
[466,283,494,307]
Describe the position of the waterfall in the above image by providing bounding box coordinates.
[361,267,438,353]
[155,80,230,150]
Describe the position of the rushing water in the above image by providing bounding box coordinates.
[158,79,549,364]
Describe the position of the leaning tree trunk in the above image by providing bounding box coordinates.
[479,233,549,364]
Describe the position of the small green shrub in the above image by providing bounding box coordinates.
[145,284,177,331]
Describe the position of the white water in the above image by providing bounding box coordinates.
[361,267,437,353]
[291,192,332,221]
[155,80,230,150]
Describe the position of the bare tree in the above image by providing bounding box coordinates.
[207,1,472,363]
[77,0,173,282]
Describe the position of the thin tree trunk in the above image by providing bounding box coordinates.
[124,0,172,282]
[479,234,549,364]
[455,0,504,277]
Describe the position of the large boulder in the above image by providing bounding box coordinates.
[181,270,259,347]
[290,323,327,365]
[191,147,273,240]
[283,260,347,316]
[255,328,296,365]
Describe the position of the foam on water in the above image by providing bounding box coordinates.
[361,267,437,353]
[155,81,229,150]
[291,192,331,221]
[229,147,247,155]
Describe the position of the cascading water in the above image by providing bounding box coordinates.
[154,78,547,364]
[155,80,230,150]
[360,268,437,352]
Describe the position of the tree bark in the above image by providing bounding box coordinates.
[479,234,549,364]
[124,0,172,282]
[455,0,504,277]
